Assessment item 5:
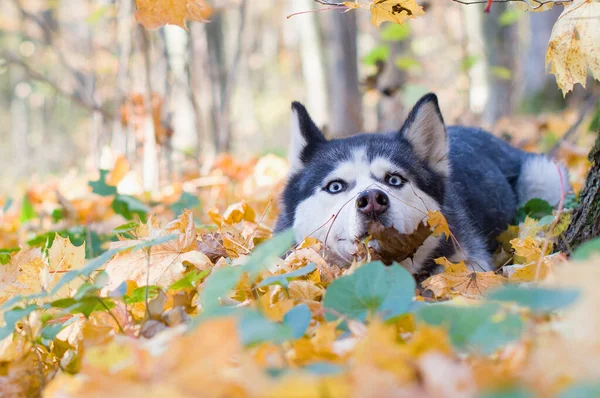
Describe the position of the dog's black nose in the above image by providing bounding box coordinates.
[356,189,389,217]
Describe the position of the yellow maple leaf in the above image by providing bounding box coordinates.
[104,210,212,289]
[421,257,507,298]
[371,0,425,28]
[510,236,549,264]
[135,0,213,30]
[0,248,46,305]
[343,0,425,28]
[546,0,600,94]
[504,252,567,282]
[427,210,451,240]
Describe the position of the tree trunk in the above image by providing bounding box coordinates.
[324,10,362,138]
[482,4,517,125]
[558,129,600,253]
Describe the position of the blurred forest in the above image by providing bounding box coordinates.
[1,0,597,195]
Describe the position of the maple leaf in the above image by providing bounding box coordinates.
[135,0,213,30]
[421,257,507,298]
[0,248,46,305]
[546,0,600,94]
[363,221,433,264]
[104,210,212,289]
[427,210,451,239]
[503,252,567,282]
[510,236,549,264]
[344,0,425,28]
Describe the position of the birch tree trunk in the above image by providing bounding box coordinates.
[324,10,362,138]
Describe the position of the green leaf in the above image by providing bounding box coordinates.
[480,387,534,398]
[86,4,112,24]
[2,198,13,213]
[41,317,78,341]
[572,237,600,261]
[112,194,149,222]
[0,248,19,265]
[303,362,344,375]
[498,9,523,26]
[487,285,580,314]
[395,56,421,71]
[200,266,243,313]
[124,286,160,305]
[515,198,554,223]
[201,229,296,312]
[131,234,177,252]
[51,208,65,223]
[239,310,292,347]
[490,66,512,80]
[89,170,117,196]
[242,229,296,279]
[0,304,38,339]
[168,269,210,291]
[415,303,522,354]
[170,192,200,216]
[73,282,100,301]
[380,23,410,41]
[323,262,415,322]
[20,194,36,223]
[50,297,112,318]
[558,382,600,398]
[257,263,316,289]
[461,55,478,72]
[113,222,139,234]
[362,45,390,66]
[283,304,311,339]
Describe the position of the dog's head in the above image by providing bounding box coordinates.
[278,93,449,269]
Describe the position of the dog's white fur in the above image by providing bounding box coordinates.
[517,157,567,206]
[292,148,441,267]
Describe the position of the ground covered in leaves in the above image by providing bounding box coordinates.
[1,126,600,397]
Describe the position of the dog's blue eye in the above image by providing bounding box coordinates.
[386,174,404,186]
[325,180,345,194]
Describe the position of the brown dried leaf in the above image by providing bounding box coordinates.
[364,221,433,265]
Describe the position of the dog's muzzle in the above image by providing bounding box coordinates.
[356,189,389,218]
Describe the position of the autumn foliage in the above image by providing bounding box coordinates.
[1,1,600,397]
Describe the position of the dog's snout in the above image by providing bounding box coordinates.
[356,189,389,217]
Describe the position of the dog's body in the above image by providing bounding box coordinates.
[275,94,565,277]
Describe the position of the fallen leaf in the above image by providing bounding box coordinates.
[421,257,507,298]
[361,221,433,264]
[105,211,212,289]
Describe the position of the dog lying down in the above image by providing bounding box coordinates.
[275,93,567,279]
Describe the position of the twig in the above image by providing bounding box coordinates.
[549,95,598,158]
[2,51,112,118]
[451,0,571,10]
[96,297,125,333]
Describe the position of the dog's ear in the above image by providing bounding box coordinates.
[400,93,449,177]
[289,102,326,171]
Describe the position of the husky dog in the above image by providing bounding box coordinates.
[275,93,566,277]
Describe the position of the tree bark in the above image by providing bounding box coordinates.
[558,129,600,253]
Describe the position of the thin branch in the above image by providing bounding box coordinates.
[549,95,598,158]
[451,0,571,10]
[2,51,112,118]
